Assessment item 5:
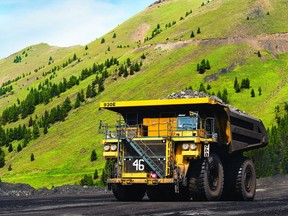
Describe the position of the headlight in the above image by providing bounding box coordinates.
[182,143,189,150]
[190,143,197,150]
[111,144,117,151]
[104,145,110,151]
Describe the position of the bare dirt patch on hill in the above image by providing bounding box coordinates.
[151,33,288,55]
[131,23,151,42]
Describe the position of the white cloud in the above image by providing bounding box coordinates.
[0,0,154,58]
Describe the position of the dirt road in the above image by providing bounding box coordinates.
[0,175,288,216]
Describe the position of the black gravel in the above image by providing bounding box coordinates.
[0,182,107,197]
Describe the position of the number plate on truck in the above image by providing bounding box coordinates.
[204,144,210,157]
[133,159,145,171]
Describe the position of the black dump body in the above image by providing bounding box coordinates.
[227,108,268,153]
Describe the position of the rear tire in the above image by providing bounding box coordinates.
[112,184,146,201]
[189,153,224,201]
[222,157,256,201]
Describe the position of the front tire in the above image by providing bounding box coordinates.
[189,153,224,201]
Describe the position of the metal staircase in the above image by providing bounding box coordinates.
[123,138,165,178]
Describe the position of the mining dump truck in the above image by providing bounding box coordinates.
[100,98,268,201]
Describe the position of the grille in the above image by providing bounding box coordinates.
[123,140,166,174]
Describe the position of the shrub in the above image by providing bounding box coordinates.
[80,174,94,186]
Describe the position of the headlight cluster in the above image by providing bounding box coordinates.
[182,143,197,150]
[182,143,189,150]
[104,144,117,151]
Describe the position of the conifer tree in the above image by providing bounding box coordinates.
[31,153,35,161]
[251,89,255,97]
[17,144,22,152]
[98,79,105,92]
[90,86,97,98]
[80,90,85,102]
[94,169,99,179]
[126,58,131,67]
[205,60,211,69]
[80,174,94,186]
[234,77,238,89]
[197,27,201,34]
[8,144,13,152]
[86,84,93,98]
[28,116,33,127]
[217,91,222,100]
[74,96,81,109]
[235,83,241,93]
[130,67,134,75]
[134,62,140,72]
[190,31,195,38]
[199,83,206,93]
[63,97,72,112]
[43,124,48,134]
[123,67,129,78]
[258,87,262,96]
[91,150,97,161]
[32,122,40,139]
[222,89,229,103]
[0,148,5,168]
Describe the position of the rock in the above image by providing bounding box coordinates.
[166,90,246,114]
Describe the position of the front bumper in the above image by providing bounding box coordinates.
[107,177,174,185]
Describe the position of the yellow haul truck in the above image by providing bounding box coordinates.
[100,98,268,201]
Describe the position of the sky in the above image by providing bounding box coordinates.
[0,0,155,59]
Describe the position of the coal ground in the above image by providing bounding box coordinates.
[0,175,288,216]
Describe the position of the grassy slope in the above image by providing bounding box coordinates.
[0,0,288,188]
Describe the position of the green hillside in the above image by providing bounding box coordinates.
[0,0,288,188]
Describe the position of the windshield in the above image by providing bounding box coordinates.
[177,116,197,130]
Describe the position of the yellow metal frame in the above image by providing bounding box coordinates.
[102,139,118,144]
[100,98,219,108]
[122,173,147,178]
[166,140,172,176]
[107,178,174,185]
[103,151,118,158]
